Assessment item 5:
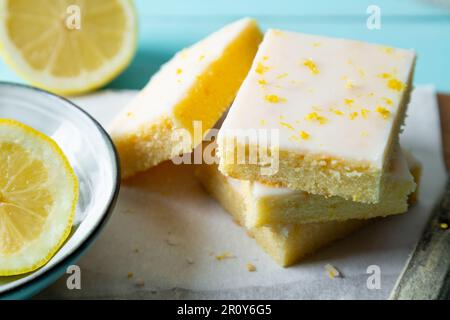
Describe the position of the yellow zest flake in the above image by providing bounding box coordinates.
[260,119,267,126]
[312,105,323,112]
[383,47,394,54]
[358,68,366,79]
[279,121,295,130]
[255,62,269,75]
[341,75,348,80]
[345,80,354,89]
[382,97,393,106]
[378,73,392,79]
[262,55,269,61]
[198,54,205,61]
[176,68,183,75]
[347,59,353,65]
[265,94,286,103]
[305,112,327,124]
[376,106,391,119]
[348,111,358,120]
[440,222,449,230]
[387,78,405,91]
[312,42,321,47]
[258,79,267,85]
[330,108,344,116]
[215,252,234,261]
[300,130,310,140]
[289,135,300,142]
[361,108,370,119]
[361,131,369,137]
[344,99,354,107]
[273,29,284,36]
[279,115,285,120]
[303,59,319,75]
[367,92,375,97]
[126,112,133,117]
[277,73,288,79]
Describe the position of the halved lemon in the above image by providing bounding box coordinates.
[0,119,78,276]
[0,0,137,95]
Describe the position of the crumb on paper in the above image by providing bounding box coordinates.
[246,263,257,272]
[215,252,235,261]
[127,272,134,279]
[134,248,139,253]
[166,235,180,246]
[186,258,194,265]
[325,264,342,279]
[135,278,145,287]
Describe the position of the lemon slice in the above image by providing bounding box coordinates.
[0,119,78,276]
[0,0,137,95]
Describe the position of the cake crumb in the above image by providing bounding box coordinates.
[135,278,145,287]
[246,263,257,272]
[127,272,134,279]
[186,257,194,265]
[325,264,342,279]
[215,252,235,261]
[166,235,180,246]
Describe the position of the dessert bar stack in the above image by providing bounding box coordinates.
[206,29,419,266]
[110,20,421,267]
[111,18,262,178]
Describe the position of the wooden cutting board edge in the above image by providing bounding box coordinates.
[438,93,450,169]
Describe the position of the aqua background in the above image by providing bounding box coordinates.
[1,0,449,92]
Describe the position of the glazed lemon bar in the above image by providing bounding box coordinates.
[240,148,416,227]
[196,162,366,267]
[110,18,262,178]
[218,29,416,203]
[196,155,420,267]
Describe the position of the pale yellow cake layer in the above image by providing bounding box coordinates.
[243,149,416,226]
[218,29,416,203]
[111,18,263,178]
[404,150,422,205]
[196,163,369,267]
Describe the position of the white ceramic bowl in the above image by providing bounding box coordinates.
[0,82,120,299]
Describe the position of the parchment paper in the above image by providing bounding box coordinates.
[36,85,446,300]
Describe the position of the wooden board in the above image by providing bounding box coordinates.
[439,94,450,169]
[389,94,450,300]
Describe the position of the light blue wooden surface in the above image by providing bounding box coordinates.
[1,0,449,92]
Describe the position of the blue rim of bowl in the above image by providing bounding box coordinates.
[0,81,121,298]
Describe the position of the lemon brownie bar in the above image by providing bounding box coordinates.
[196,156,420,266]
[218,29,415,203]
[241,148,416,226]
[111,18,262,178]
[196,163,366,267]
